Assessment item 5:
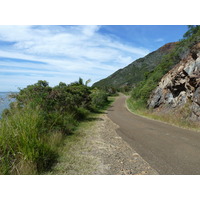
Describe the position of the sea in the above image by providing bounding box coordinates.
[0,92,16,117]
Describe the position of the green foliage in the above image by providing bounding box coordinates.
[131,26,200,104]
[74,107,91,121]
[93,42,176,89]
[0,106,59,174]
[94,25,200,106]
[117,85,132,94]
[127,97,146,111]
[16,80,52,109]
[0,78,109,174]
[90,89,108,110]
[85,79,91,86]
[183,25,200,39]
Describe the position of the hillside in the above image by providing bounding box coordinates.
[131,26,200,104]
[148,42,200,121]
[94,26,200,124]
[93,42,177,89]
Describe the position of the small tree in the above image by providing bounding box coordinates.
[183,25,200,38]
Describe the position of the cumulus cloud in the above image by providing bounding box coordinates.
[0,25,150,91]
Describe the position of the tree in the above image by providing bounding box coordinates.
[78,77,84,85]
[183,25,200,38]
[85,79,91,86]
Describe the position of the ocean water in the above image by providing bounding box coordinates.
[0,92,16,117]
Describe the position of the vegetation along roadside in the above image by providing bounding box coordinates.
[126,26,200,132]
[47,96,115,175]
[0,78,112,175]
[126,97,200,132]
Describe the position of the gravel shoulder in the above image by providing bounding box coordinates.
[86,113,158,175]
[50,110,158,175]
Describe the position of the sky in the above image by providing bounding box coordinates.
[0,25,188,92]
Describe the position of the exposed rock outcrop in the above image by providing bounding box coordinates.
[148,43,200,121]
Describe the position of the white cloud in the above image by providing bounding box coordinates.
[155,38,164,42]
[0,25,150,91]
[80,25,101,36]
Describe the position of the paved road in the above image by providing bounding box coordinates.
[107,95,200,175]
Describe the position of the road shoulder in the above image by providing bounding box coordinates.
[88,113,159,175]
[50,111,158,175]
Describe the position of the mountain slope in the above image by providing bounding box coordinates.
[131,26,200,104]
[93,42,177,89]
[148,42,200,121]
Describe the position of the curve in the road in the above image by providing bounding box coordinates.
[107,95,200,175]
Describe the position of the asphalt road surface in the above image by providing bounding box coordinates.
[107,95,200,175]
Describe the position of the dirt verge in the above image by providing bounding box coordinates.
[87,113,158,175]
[50,112,158,175]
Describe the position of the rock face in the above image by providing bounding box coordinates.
[148,43,200,121]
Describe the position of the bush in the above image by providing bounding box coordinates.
[90,89,108,110]
[127,98,146,111]
[74,107,91,121]
[0,79,110,174]
[41,111,77,135]
[14,80,93,134]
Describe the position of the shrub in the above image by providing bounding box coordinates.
[90,89,108,110]
[74,107,90,121]
[0,78,112,174]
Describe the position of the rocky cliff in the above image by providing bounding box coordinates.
[148,43,200,121]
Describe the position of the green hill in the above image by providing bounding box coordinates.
[93,42,177,89]
[131,25,200,103]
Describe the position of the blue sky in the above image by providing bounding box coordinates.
[0,25,188,92]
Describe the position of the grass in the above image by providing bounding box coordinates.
[0,106,64,175]
[46,115,98,175]
[0,93,115,175]
[0,79,114,175]
[126,97,200,132]
[47,96,116,175]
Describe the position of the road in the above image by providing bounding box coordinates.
[107,95,200,175]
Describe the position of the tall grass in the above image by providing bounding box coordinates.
[127,97,200,132]
[126,97,146,113]
[0,106,63,174]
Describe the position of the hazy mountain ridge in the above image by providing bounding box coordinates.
[93,42,177,88]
